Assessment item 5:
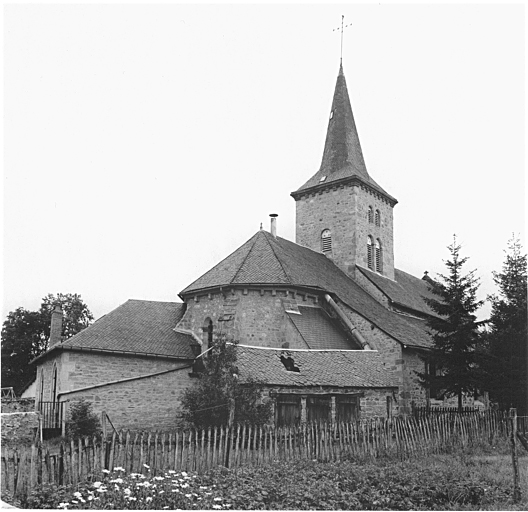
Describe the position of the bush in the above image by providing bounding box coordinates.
[66,400,101,439]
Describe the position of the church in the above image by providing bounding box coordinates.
[31,61,441,432]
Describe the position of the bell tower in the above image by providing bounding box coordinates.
[291,64,397,280]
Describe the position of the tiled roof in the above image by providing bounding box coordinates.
[181,230,433,349]
[357,266,438,318]
[287,306,356,350]
[291,64,396,204]
[236,345,397,388]
[34,300,196,362]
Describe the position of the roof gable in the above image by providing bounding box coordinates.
[357,266,438,318]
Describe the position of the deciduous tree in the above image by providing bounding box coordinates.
[180,336,272,428]
[1,293,93,394]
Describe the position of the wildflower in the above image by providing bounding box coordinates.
[172,489,180,493]
[164,507,169,509]
[214,497,223,501]
[185,493,192,498]
[110,478,124,484]
[143,463,150,469]
[181,483,189,488]
[71,500,78,504]
[154,476,164,481]
[159,490,165,494]
[213,505,222,510]
[114,466,125,472]
[102,469,110,474]
[128,497,137,501]
[93,481,102,488]
[168,469,176,474]
[87,496,94,501]
[79,498,86,503]
[124,488,131,495]
[73,492,82,498]
[181,471,188,476]
[199,486,208,490]
[58,503,69,509]
[146,497,153,502]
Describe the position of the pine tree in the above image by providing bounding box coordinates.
[484,236,527,414]
[420,236,485,411]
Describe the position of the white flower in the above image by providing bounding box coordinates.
[71,500,78,504]
[154,476,164,481]
[73,492,82,498]
[214,497,223,501]
[146,497,153,502]
[58,503,69,509]
[124,488,131,495]
[143,464,150,469]
[181,471,188,476]
[164,507,169,509]
[168,470,176,474]
[172,489,180,493]
[93,481,102,488]
[213,505,222,510]
[128,497,137,501]
[185,493,192,498]
[159,490,165,494]
[181,483,189,488]
[87,496,93,501]
[102,469,110,474]
[199,486,208,490]
[110,478,124,484]
[114,466,125,472]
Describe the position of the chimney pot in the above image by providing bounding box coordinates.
[269,214,278,238]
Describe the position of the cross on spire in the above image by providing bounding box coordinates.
[332,15,352,65]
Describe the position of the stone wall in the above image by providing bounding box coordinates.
[1,412,39,445]
[402,348,428,413]
[178,287,321,350]
[36,351,197,431]
[294,183,395,280]
[1,398,35,413]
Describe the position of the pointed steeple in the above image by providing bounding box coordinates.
[292,65,396,204]
[319,62,369,180]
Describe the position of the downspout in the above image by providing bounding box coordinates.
[324,294,373,350]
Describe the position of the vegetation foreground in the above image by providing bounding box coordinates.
[4,447,527,510]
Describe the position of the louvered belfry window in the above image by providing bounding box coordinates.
[375,239,382,273]
[375,209,381,227]
[321,229,332,253]
[367,236,374,269]
[368,206,373,223]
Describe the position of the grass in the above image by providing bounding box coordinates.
[3,443,527,510]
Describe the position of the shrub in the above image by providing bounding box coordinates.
[66,400,101,439]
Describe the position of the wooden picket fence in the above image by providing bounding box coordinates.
[1,410,510,498]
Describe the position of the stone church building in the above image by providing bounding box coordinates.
[32,63,440,432]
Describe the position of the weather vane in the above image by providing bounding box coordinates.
[332,15,352,64]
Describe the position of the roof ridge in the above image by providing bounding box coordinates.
[263,232,293,285]
[230,232,262,284]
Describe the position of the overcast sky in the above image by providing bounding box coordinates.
[3,2,525,323]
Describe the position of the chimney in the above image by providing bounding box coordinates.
[270,213,278,238]
[49,305,63,349]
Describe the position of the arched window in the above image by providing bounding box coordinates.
[321,229,332,253]
[367,206,373,224]
[375,239,383,273]
[38,369,44,407]
[375,209,381,227]
[202,318,213,351]
[52,364,58,404]
[367,236,374,269]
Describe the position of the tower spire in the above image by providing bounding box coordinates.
[333,15,351,67]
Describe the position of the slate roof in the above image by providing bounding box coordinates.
[236,345,397,388]
[291,64,396,205]
[33,300,196,362]
[181,230,433,349]
[357,266,438,318]
[287,306,356,350]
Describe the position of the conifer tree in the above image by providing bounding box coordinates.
[484,236,527,414]
[419,236,485,411]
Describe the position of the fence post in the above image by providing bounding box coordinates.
[510,408,521,503]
